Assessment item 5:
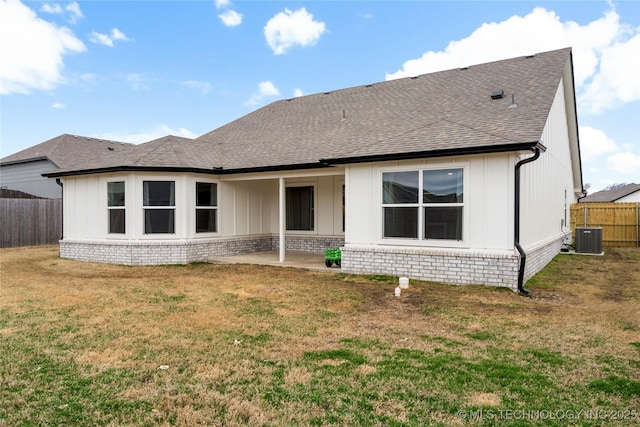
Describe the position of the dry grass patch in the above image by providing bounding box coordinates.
[1,246,639,426]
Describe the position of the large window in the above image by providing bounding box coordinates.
[107,181,125,234]
[382,168,464,241]
[286,186,314,231]
[195,182,217,233]
[143,181,175,234]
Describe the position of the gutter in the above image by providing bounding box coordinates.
[514,147,542,296]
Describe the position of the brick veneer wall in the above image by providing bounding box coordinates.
[522,233,567,283]
[340,246,521,290]
[59,234,345,266]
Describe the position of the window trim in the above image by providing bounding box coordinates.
[142,180,176,235]
[379,164,468,247]
[107,180,126,235]
[285,182,317,234]
[195,181,218,234]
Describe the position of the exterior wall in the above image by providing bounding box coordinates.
[522,233,567,283]
[60,234,345,265]
[341,246,519,290]
[59,170,345,265]
[518,78,579,280]
[0,160,61,198]
[345,154,514,251]
[618,192,640,203]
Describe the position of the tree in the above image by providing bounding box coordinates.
[603,183,628,191]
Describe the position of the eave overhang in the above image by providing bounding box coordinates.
[42,141,546,178]
[320,141,546,166]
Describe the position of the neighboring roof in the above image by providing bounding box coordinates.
[0,134,136,168]
[43,48,575,177]
[580,183,640,203]
[0,189,45,199]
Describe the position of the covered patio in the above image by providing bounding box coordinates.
[209,251,339,272]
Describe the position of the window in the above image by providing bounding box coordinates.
[143,181,175,234]
[382,168,464,241]
[108,181,125,234]
[196,182,217,233]
[286,186,314,231]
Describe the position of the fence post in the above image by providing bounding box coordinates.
[583,205,587,228]
[636,203,640,248]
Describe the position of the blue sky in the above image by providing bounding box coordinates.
[1,0,638,192]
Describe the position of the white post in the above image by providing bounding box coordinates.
[279,177,285,262]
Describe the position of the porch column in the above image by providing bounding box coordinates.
[279,177,285,262]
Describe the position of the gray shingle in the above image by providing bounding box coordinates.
[580,183,640,202]
[38,48,573,176]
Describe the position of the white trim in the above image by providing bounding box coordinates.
[285,181,317,234]
[279,177,285,262]
[377,162,469,248]
[193,178,219,237]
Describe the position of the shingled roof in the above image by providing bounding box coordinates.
[580,183,640,203]
[1,134,136,168]
[42,48,575,177]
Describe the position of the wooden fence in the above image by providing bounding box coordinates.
[0,198,62,248]
[570,203,640,247]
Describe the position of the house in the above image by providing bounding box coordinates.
[0,134,135,198]
[42,48,583,294]
[580,183,640,203]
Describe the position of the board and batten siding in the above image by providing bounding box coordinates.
[0,160,62,199]
[344,154,515,251]
[519,77,579,249]
[61,172,345,241]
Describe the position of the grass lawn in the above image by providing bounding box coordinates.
[1,246,639,426]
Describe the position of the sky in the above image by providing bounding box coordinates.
[0,0,638,192]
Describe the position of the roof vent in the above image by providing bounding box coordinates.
[460,67,469,71]
[525,54,535,59]
[491,90,504,100]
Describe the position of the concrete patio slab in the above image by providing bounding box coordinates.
[209,251,341,272]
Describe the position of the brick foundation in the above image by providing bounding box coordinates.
[59,234,344,266]
[341,246,521,290]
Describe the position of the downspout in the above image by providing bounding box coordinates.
[56,179,63,240]
[514,148,541,296]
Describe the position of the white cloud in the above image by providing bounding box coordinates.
[92,125,198,145]
[219,10,243,27]
[579,126,618,163]
[293,88,304,97]
[40,1,83,24]
[89,28,131,47]
[125,73,152,91]
[0,0,86,95]
[65,1,83,24]
[215,0,242,27]
[215,0,231,9]
[182,80,212,94]
[52,102,64,109]
[579,33,640,114]
[40,3,62,14]
[245,81,280,106]
[385,7,640,115]
[264,8,326,55]
[606,152,640,174]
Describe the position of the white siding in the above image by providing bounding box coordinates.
[520,78,578,247]
[62,171,345,242]
[617,192,640,202]
[345,155,514,251]
[0,160,61,198]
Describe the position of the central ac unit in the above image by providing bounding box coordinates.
[575,228,603,254]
